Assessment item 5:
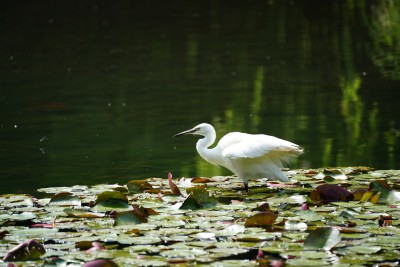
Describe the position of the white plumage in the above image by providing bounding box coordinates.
[173,123,303,191]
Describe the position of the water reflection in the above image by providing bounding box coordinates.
[1,0,400,194]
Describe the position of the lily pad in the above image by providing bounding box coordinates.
[310,184,354,203]
[84,259,119,267]
[3,239,45,261]
[64,208,105,218]
[93,191,131,212]
[244,212,278,227]
[49,192,81,206]
[180,186,218,209]
[303,227,341,251]
[127,179,154,193]
[114,210,147,226]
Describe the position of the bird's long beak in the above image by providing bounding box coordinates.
[173,128,196,138]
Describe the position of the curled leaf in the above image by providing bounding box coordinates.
[168,172,182,195]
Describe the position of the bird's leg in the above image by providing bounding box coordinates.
[244,181,249,192]
[242,178,249,192]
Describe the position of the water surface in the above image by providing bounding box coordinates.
[1,1,400,194]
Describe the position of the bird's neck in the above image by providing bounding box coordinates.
[196,131,222,166]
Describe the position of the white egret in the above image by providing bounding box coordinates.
[173,123,303,192]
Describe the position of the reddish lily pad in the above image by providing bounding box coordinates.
[191,177,212,183]
[310,184,354,203]
[84,259,119,267]
[3,239,45,261]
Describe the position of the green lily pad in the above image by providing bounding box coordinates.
[94,191,128,205]
[347,245,381,254]
[64,208,105,218]
[303,227,341,251]
[295,210,325,222]
[284,220,308,231]
[0,211,36,222]
[244,212,278,227]
[160,248,208,259]
[114,210,146,226]
[49,192,81,206]
[0,194,34,208]
[180,186,218,209]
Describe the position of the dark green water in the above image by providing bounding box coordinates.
[1,1,400,194]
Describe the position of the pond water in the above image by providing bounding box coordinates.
[1,1,400,194]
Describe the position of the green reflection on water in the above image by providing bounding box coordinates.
[1,0,400,194]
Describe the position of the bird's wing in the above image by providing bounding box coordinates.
[221,134,302,160]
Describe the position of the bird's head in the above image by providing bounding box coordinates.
[173,123,213,138]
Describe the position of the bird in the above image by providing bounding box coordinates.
[173,123,303,192]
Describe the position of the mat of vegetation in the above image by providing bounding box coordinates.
[1,167,400,267]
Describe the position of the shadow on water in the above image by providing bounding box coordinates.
[1,0,400,194]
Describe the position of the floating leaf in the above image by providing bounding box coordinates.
[310,184,354,203]
[180,194,202,210]
[347,245,381,254]
[0,194,34,208]
[94,191,128,205]
[303,227,341,251]
[344,166,374,174]
[295,210,325,222]
[0,212,36,222]
[168,172,182,195]
[114,211,144,225]
[245,212,278,227]
[251,202,271,212]
[191,232,216,240]
[316,169,348,180]
[180,186,218,209]
[64,208,105,218]
[360,191,381,204]
[284,220,308,231]
[127,179,154,193]
[368,180,400,204]
[3,239,45,261]
[93,191,130,212]
[352,188,368,201]
[191,177,211,183]
[84,259,119,267]
[49,192,81,206]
